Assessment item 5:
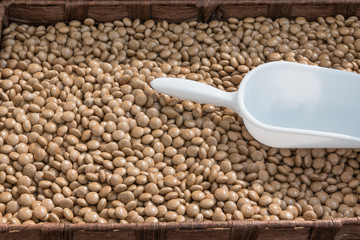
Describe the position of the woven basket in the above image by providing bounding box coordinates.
[1,0,360,239]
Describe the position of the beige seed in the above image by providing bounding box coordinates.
[192,191,205,201]
[214,188,229,201]
[84,212,99,223]
[144,205,158,217]
[33,206,48,219]
[240,204,254,218]
[186,203,200,218]
[62,111,75,122]
[115,206,128,219]
[85,192,99,205]
[268,204,281,215]
[303,211,317,220]
[279,211,294,220]
[18,207,32,221]
[164,176,179,187]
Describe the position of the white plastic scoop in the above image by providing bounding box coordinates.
[150,61,360,148]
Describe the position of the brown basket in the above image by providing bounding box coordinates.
[1,0,360,239]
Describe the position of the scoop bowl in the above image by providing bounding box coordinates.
[151,61,360,148]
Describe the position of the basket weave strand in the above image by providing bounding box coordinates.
[1,0,360,24]
[0,219,358,239]
[1,0,360,239]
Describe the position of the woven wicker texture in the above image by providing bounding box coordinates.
[0,219,359,239]
[0,0,360,24]
[1,0,360,239]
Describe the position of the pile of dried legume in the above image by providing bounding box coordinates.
[0,15,359,224]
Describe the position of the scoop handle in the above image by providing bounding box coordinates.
[150,78,238,112]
